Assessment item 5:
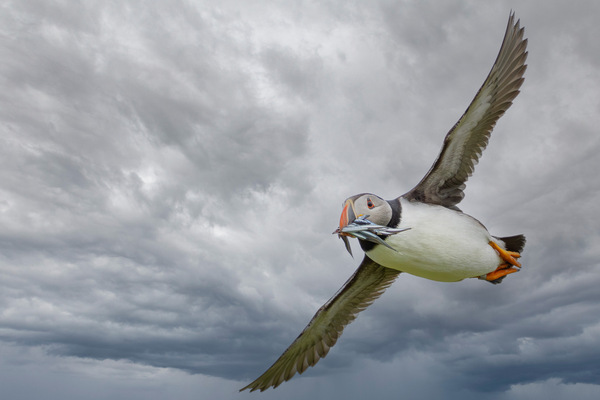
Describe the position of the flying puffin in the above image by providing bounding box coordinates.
[241,12,528,392]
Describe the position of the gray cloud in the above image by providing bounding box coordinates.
[1,1,600,399]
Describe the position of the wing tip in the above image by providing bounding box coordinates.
[239,259,400,392]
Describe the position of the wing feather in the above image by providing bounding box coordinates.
[240,256,400,392]
[403,12,528,208]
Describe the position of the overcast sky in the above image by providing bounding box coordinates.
[1,0,600,399]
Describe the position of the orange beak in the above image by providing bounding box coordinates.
[334,199,357,257]
[336,199,357,235]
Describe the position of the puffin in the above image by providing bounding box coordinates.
[241,12,527,392]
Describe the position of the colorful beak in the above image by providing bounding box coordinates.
[333,199,357,257]
[338,200,356,233]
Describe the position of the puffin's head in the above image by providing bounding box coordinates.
[334,193,393,255]
[338,193,392,228]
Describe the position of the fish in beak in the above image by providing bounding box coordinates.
[333,199,410,256]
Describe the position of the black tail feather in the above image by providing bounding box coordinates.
[496,234,526,253]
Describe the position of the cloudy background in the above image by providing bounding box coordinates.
[1,0,600,399]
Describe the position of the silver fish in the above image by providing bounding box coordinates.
[335,215,410,256]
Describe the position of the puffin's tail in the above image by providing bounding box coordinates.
[485,234,526,285]
[497,234,526,253]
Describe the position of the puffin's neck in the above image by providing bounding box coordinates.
[359,198,402,252]
[387,198,401,228]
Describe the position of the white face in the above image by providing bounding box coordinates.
[336,193,395,256]
[349,194,392,226]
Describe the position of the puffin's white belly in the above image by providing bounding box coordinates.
[366,198,503,282]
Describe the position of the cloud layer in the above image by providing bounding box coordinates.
[1,1,600,399]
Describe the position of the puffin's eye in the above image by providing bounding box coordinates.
[367,198,374,209]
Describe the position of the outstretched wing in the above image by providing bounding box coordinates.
[240,256,400,392]
[403,12,528,208]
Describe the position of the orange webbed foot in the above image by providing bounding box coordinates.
[489,241,521,268]
[479,241,524,284]
[482,266,519,283]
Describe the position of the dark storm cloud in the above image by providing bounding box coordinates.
[1,0,315,378]
[1,1,600,400]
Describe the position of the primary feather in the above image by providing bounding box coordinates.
[403,12,528,208]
